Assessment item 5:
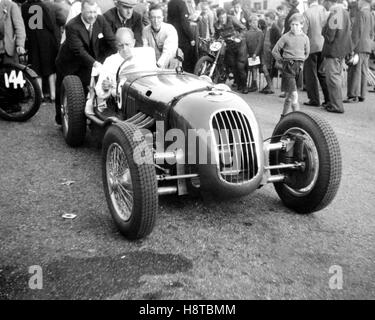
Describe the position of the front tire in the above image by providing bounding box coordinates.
[102,122,158,240]
[270,111,342,213]
[194,56,214,77]
[61,75,86,147]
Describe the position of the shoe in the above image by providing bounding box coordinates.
[248,86,258,92]
[322,101,330,109]
[55,114,62,125]
[343,97,358,103]
[326,106,344,113]
[242,87,249,94]
[262,89,274,94]
[279,92,286,98]
[303,101,320,107]
[369,88,375,92]
[358,97,365,102]
[260,85,270,93]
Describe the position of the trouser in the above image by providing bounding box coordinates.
[225,43,247,89]
[347,52,369,99]
[248,66,258,88]
[281,64,303,92]
[181,42,196,73]
[324,57,344,112]
[304,51,330,104]
[55,65,90,122]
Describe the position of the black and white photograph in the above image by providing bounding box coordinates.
[0,0,374,303]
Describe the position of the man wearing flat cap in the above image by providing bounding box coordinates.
[103,0,143,47]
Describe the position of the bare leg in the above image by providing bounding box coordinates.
[291,90,300,112]
[48,74,56,101]
[37,77,44,98]
[282,91,293,115]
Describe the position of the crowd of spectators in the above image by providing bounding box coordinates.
[1,0,375,120]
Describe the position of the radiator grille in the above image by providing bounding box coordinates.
[212,110,258,183]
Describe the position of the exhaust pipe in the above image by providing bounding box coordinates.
[158,186,178,196]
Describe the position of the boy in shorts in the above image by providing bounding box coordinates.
[272,13,310,118]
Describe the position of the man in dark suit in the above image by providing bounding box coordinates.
[103,0,143,47]
[167,0,196,73]
[55,0,117,125]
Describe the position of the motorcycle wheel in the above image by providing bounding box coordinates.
[194,56,214,77]
[0,65,41,122]
[194,55,227,84]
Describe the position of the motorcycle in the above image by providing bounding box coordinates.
[0,54,41,122]
[194,36,241,84]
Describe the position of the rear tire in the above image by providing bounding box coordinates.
[102,122,158,240]
[61,75,86,147]
[270,111,342,213]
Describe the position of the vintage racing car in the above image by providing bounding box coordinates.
[59,52,342,240]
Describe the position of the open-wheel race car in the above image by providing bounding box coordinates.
[59,49,342,240]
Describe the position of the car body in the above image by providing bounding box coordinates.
[60,66,342,240]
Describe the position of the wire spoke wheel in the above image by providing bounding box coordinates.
[199,61,210,75]
[194,56,214,77]
[106,142,134,221]
[102,122,158,240]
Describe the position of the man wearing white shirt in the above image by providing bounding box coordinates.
[142,3,178,69]
[96,27,157,100]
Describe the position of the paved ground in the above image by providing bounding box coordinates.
[0,85,374,300]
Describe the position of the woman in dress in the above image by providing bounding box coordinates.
[22,0,60,102]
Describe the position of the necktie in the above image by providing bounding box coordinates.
[88,24,93,40]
